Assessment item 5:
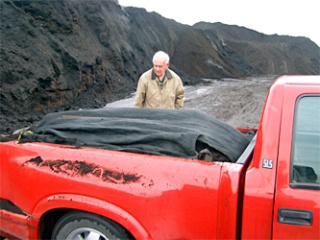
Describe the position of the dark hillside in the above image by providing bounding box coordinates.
[0,0,319,133]
[194,22,319,75]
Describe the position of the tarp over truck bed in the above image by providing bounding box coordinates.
[19,108,253,162]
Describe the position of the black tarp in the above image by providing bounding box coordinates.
[19,108,253,162]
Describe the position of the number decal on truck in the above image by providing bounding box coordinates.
[262,159,273,169]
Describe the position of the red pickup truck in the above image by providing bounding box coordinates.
[1,75,319,240]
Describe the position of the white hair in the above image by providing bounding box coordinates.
[152,51,170,64]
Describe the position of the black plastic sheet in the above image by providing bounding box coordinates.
[20,108,253,162]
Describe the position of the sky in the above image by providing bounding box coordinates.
[118,0,320,47]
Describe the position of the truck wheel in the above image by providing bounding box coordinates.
[52,211,130,240]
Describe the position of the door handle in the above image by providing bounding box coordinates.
[278,208,313,226]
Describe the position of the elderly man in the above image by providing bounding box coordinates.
[134,51,185,109]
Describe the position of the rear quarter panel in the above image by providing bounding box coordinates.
[0,141,245,239]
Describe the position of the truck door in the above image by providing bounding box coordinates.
[273,85,320,239]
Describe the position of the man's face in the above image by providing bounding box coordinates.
[153,57,169,78]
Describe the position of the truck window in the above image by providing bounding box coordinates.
[291,95,320,188]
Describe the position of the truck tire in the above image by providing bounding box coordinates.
[51,211,130,240]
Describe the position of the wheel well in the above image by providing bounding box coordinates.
[39,208,71,239]
[39,209,134,239]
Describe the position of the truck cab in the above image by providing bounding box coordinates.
[242,75,320,239]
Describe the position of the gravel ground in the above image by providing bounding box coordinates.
[105,76,276,129]
[0,76,275,142]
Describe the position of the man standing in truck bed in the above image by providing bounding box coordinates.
[134,51,185,109]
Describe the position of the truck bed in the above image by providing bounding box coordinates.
[18,107,254,162]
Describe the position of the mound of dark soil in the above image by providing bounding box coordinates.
[1,0,319,134]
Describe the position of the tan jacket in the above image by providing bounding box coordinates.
[134,69,185,109]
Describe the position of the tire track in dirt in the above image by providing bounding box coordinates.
[183,76,275,128]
